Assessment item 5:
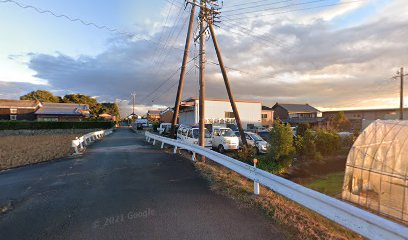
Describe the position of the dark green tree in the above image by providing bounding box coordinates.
[331,111,351,131]
[99,103,120,118]
[62,94,100,115]
[20,90,61,103]
[261,120,295,174]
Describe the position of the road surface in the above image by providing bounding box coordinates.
[0,128,286,239]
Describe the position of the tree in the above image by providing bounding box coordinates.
[99,103,120,118]
[62,94,100,115]
[20,90,61,103]
[331,111,351,131]
[261,120,295,174]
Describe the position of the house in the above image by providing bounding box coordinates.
[261,106,274,127]
[147,110,161,122]
[179,97,262,130]
[35,102,90,121]
[272,103,324,126]
[323,108,408,131]
[160,107,174,123]
[99,113,116,122]
[0,99,41,121]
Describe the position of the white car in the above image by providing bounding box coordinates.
[158,123,172,135]
[212,127,240,153]
[235,131,270,154]
[177,125,212,148]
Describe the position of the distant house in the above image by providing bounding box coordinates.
[35,102,90,121]
[0,99,41,121]
[261,106,274,127]
[147,110,161,122]
[272,103,324,126]
[99,113,116,122]
[323,108,408,131]
[160,107,174,123]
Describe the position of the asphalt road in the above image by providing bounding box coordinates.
[0,128,285,240]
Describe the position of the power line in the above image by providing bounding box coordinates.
[223,0,364,21]
[0,0,186,52]
[223,0,332,17]
[222,0,296,12]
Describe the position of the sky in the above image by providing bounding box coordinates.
[0,0,407,117]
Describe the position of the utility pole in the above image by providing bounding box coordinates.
[198,0,206,149]
[170,1,197,138]
[208,23,247,146]
[400,67,404,120]
[131,92,137,116]
[393,67,408,120]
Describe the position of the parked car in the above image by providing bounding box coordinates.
[257,130,271,141]
[212,127,239,153]
[235,131,270,154]
[177,125,212,148]
[158,123,173,135]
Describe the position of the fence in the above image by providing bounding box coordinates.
[144,131,408,240]
[72,129,113,154]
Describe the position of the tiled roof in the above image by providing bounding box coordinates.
[262,106,273,110]
[35,102,90,116]
[273,103,320,113]
[0,99,40,108]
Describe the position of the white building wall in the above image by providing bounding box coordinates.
[180,100,261,129]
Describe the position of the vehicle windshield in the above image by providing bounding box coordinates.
[193,129,211,139]
[249,133,263,141]
[258,131,270,139]
[220,129,235,137]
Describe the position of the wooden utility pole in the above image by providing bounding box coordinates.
[400,67,404,120]
[131,92,136,116]
[208,23,247,146]
[170,1,197,138]
[198,0,206,149]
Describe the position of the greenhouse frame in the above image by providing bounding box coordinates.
[342,120,408,224]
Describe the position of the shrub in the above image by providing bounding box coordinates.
[315,129,340,156]
[235,145,256,164]
[0,121,114,130]
[295,129,317,160]
[262,121,295,174]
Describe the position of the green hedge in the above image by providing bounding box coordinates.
[0,121,115,130]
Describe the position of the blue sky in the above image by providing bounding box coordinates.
[0,0,407,115]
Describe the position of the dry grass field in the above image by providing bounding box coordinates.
[195,161,364,240]
[0,134,80,171]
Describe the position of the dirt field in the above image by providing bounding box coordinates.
[0,134,80,171]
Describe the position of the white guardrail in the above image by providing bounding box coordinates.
[144,131,408,240]
[71,129,113,154]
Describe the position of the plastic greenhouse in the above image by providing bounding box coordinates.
[342,120,408,224]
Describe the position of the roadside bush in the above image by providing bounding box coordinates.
[234,145,256,164]
[0,121,114,130]
[296,123,310,137]
[295,129,317,160]
[262,121,295,174]
[315,129,340,156]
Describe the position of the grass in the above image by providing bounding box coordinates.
[0,134,81,171]
[305,172,345,197]
[195,161,364,240]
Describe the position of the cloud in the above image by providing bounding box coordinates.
[7,0,408,112]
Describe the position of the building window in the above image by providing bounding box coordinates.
[225,112,235,118]
[10,115,17,120]
[261,114,268,119]
[10,108,17,114]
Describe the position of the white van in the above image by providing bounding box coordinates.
[177,125,212,148]
[158,123,172,135]
[212,127,239,153]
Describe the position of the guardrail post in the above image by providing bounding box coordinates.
[253,159,260,195]
[161,142,165,149]
[192,152,196,161]
[153,139,156,145]
[173,146,178,154]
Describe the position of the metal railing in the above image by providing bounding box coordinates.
[144,131,408,240]
[71,129,113,154]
